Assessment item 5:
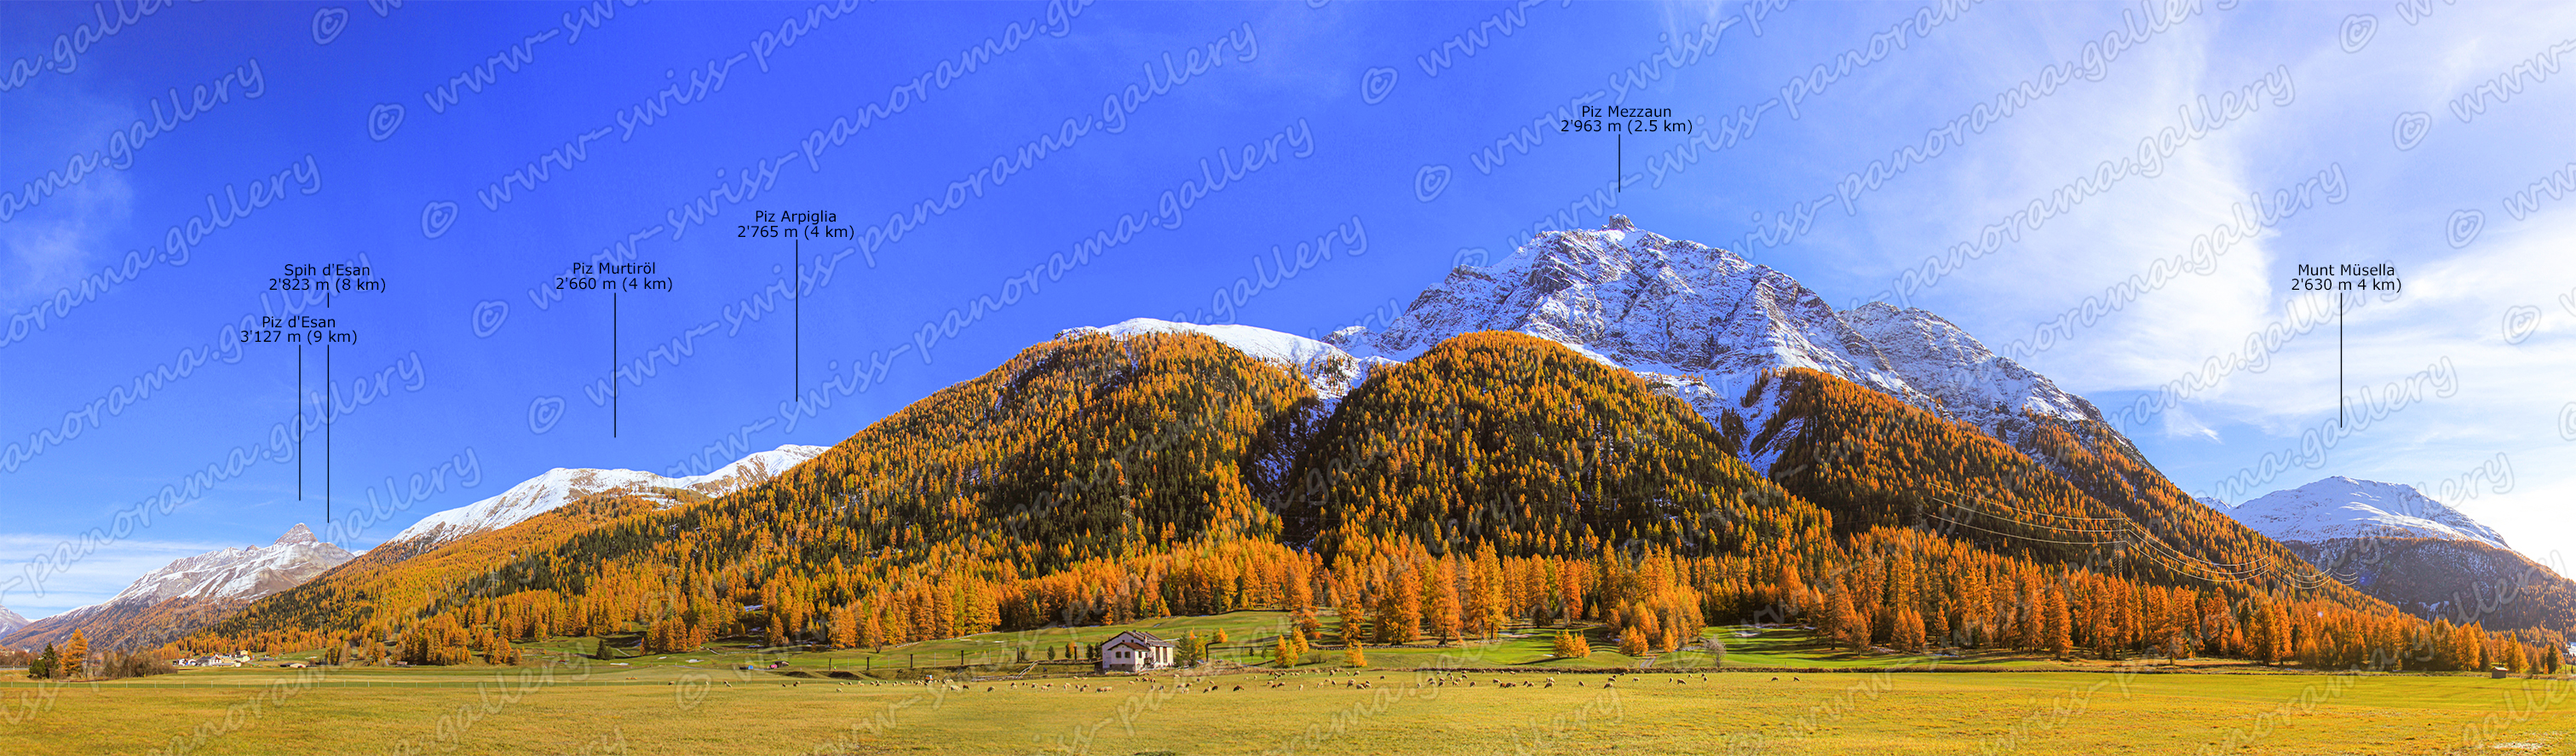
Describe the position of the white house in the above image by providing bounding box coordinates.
[1097,631,1176,672]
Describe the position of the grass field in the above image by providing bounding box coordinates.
[4,614,2567,755]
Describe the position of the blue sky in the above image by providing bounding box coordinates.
[3,0,2571,620]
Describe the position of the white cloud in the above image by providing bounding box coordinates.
[2159,405,2221,441]
[0,534,239,620]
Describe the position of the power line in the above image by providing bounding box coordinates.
[1929,489,2314,587]
[1918,485,2346,592]
[1926,511,2131,546]
[1930,484,2130,521]
[1936,499,2130,534]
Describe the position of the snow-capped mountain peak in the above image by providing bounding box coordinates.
[383,444,829,549]
[107,524,355,605]
[2228,476,2510,548]
[273,523,319,546]
[1324,217,2109,470]
[1331,222,1908,389]
[2,525,356,649]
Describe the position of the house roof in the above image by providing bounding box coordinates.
[1100,630,1176,649]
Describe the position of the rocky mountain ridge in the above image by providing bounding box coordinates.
[1325,216,2114,471]
[3,524,354,649]
[382,444,831,550]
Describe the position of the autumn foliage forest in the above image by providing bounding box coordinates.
[181,331,2566,674]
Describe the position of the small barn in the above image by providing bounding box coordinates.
[1097,631,1176,672]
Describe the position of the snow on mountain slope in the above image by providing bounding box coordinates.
[1,524,356,649]
[1333,218,1908,390]
[2248,483,2573,634]
[2228,476,2510,548]
[0,605,26,637]
[386,444,828,548]
[1059,317,1377,400]
[105,524,355,605]
[1842,302,2105,429]
[1325,216,2109,469]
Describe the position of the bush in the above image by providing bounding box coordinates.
[1552,631,1591,659]
[97,651,176,680]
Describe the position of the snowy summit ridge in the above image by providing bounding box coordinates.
[1324,216,2107,462]
[104,524,355,606]
[386,444,830,548]
[2228,476,2510,549]
[1065,218,2112,472]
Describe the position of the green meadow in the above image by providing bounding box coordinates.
[7,613,2567,755]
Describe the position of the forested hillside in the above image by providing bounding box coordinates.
[2286,536,2576,637]
[1758,368,2364,602]
[1282,331,1831,560]
[180,331,2563,672]
[192,331,1323,656]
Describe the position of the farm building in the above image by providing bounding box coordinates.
[1097,631,1176,672]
